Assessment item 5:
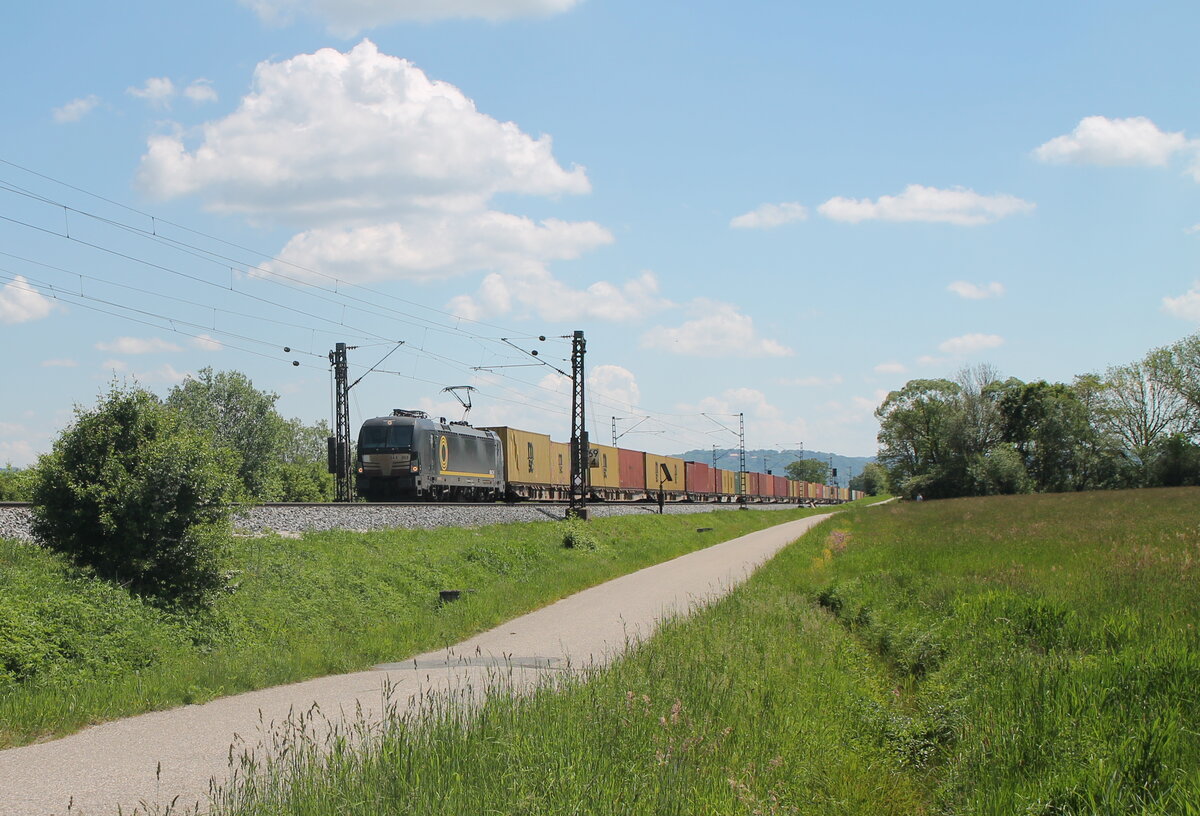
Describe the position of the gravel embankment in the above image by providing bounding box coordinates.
[0,501,808,542]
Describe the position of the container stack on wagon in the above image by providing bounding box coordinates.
[357,410,864,504]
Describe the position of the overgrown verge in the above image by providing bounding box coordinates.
[811,488,1200,814]
[0,505,845,748]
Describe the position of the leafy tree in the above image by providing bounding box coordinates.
[784,458,830,484]
[282,417,332,464]
[166,368,289,500]
[0,466,34,501]
[276,417,334,501]
[1147,334,1200,434]
[848,462,890,496]
[1147,433,1200,486]
[30,383,240,609]
[967,444,1033,496]
[875,378,964,498]
[1095,361,1189,483]
[998,380,1102,492]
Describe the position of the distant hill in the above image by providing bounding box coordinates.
[669,448,876,488]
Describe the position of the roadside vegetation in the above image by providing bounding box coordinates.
[206,489,1198,815]
[0,503,842,749]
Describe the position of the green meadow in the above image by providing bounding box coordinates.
[0,505,836,748]
[204,489,1199,815]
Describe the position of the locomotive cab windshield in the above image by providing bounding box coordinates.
[359,423,413,452]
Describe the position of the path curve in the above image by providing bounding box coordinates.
[0,513,832,815]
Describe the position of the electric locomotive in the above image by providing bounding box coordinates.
[356,409,504,501]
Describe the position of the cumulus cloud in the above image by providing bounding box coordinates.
[127,77,176,107]
[818,185,1034,226]
[448,269,669,323]
[730,202,808,230]
[137,41,589,222]
[678,387,809,448]
[1034,116,1190,167]
[242,0,581,35]
[272,214,613,284]
[948,280,1005,299]
[0,276,56,324]
[874,362,907,374]
[95,336,183,354]
[184,79,218,103]
[52,95,101,123]
[641,300,794,358]
[137,41,618,310]
[1162,282,1200,321]
[588,365,641,413]
[937,333,1004,355]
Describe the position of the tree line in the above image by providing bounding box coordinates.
[1,368,333,503]
[875,332,1200,499]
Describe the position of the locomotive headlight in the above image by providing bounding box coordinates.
[411,465,419,473]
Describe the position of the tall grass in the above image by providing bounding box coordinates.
[0,505,841,748]
[205,489,1200,816]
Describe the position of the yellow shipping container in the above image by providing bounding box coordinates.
[720,469,735,496]
[644,454,684,491]
[550,441,571,487]
[589,442,621,489]
[481,426,553,486]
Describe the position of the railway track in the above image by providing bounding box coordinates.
[0,499,814,542]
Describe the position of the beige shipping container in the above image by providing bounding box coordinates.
[549,441,571,487]
[589,442,621,489]
[482,426,553,486]
[644,453,684,491]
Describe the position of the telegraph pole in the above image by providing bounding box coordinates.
[568,330,589,519]
[328,342,352,503]
[738,412,746,503]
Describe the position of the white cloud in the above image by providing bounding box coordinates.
[873,362,907,374]
[137,41,589,223]
[127,77,176,107]
[184,79,218,103]
[138,41,614,307]
[1034,116,1189,167]
[677,387,809,449]
[242,0,581,35]
[134,363,190,384]
[52,95,100,123]
[1162,282,1200,321]
[0,276,56,324]
[948,280,1005,299]
[41,358,78,368]
[448,269,670,323]
[95,336,183,354]
[641,300,794,358]
[273,214,613,284]
[0,440,37,468]
[818,184,1034,226]
[588,365,641,413]
[730,202,808,230]
[937,333,1004,355]
[190,334,224,351]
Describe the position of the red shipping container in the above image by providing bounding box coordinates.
[618,448,646,490]
[685,461,715,494]
[747,471,761,497]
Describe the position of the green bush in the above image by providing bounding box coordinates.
[30,383,241,609]
[0,467,34,501]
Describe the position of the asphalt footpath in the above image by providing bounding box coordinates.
[0,512,833,815]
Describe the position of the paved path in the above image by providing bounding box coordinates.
[0,513,832,815]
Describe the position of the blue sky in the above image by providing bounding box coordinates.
[3,0,1199,468]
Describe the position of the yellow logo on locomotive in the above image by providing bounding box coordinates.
[438,434,449,471]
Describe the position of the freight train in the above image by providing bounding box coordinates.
[355,409,862,504]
